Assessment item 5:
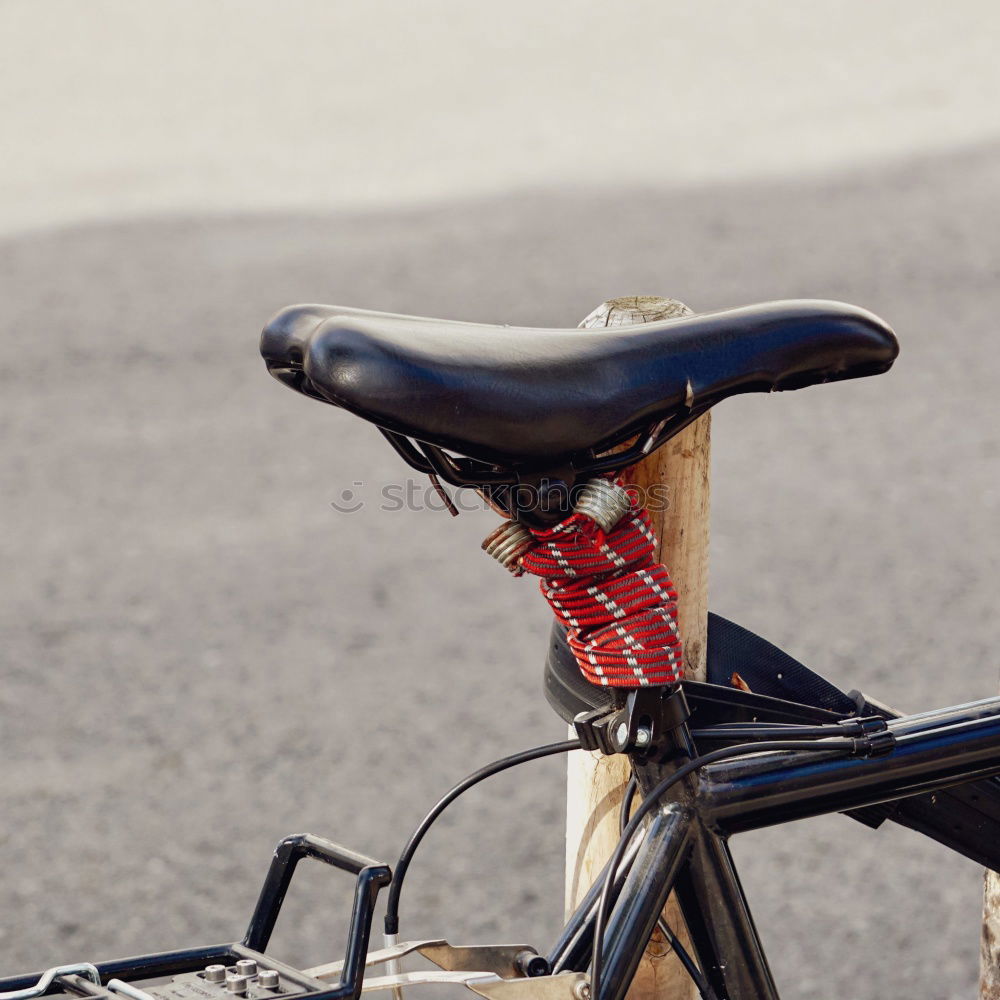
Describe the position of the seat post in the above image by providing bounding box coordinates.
[564,297,711,1000]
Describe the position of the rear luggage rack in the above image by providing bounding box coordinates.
[0,835,390,1000]
[0,834,571,1000]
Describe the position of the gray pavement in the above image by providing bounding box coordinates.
[1,143,999,998]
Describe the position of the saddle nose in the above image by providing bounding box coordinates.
[262,303,362,399]
[260,303,331,368]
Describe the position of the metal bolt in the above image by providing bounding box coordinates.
[634,727,651,747]
[204,966,227,984]
[573,980,592,1000]
[225,975,249,996]
[258,970,280,990]
[615,722,629,748]
[235,960,258,980]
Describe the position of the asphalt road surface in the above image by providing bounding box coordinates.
[2,144,999,998]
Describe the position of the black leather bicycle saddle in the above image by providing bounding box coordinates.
[261,300,897,467]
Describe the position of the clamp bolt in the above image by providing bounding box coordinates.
[258,970,280,990]
[573,980,592,1000]
[235,960,258,980]
[225,975,250,996]
[615,722,629,749]
[635,727,651,747]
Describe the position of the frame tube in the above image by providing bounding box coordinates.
[597,806,693,1000]
[702,697,1000,833]
[674,827,780,1000]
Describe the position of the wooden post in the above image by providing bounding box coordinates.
[565,297,711,1000]
[981,857,1000,993]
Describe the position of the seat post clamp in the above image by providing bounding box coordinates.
[573,686,689,757]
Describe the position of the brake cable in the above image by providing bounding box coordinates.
[384,738,581,938]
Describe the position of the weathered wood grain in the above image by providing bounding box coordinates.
[565,297,710,1000]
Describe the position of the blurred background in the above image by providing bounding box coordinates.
[2,2,999,997]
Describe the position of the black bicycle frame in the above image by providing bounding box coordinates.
[550,693,1000,1000]
[7,697,1000,1000]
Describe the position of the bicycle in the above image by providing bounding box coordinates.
[5,297,1000,1000]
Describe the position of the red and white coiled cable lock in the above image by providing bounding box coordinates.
[482,479,684,688]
